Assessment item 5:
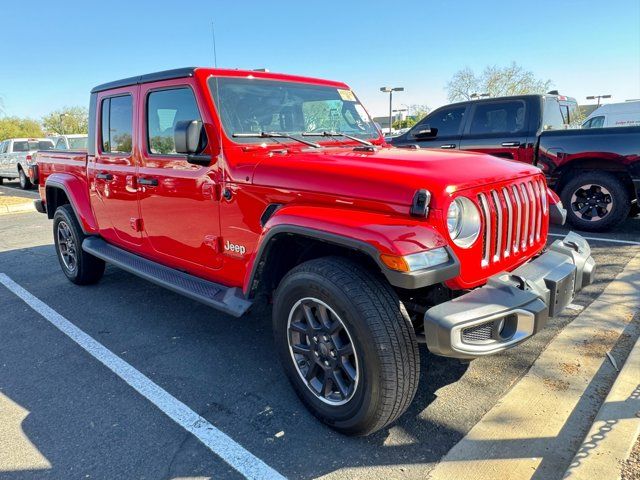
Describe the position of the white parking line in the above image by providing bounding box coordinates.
[548,232,640,246]
[0,273,285,480]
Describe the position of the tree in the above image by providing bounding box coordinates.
[42,106,89,135]
[392,118,417,129]
[446,62,553,102]
[406,104,430,121]
[0,117,44,140]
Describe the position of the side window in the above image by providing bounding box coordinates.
[590,116,605,128]
[0,141,6,154]
[468,100,527,135]
[147,88,201,155]
[414,106,466,138]
[542,97,566,131]
[101,95,133,154]
[55,138,66,150]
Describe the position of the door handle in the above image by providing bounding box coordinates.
[440,144,456,149]
[96,172,113,181]
[501,141,521,147]
[138,177,159,186]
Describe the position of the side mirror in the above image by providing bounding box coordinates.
[174,120,211,166]
[413,126,438,139]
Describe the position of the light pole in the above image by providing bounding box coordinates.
[380,87,404,133]
[59,113,69,134]
[586,94,611,107]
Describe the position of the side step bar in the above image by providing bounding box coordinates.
[82,237,252,318]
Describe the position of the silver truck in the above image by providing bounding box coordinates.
[0,138,54,189]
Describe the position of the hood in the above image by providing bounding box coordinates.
[251,146,541,210]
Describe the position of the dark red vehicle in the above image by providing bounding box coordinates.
[35,67,595,435]
[391,94,640,232]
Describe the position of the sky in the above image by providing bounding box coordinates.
[1,0,639,120]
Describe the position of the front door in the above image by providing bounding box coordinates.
[459,99,531,163]
[137,81,222,273]
[399,105,467,150]
[88,89,142,247]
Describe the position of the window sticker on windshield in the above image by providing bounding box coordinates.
[337,89,357,102]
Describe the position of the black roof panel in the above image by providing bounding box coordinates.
[91,67,196,93]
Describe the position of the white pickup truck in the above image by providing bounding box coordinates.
[0,138,54,189]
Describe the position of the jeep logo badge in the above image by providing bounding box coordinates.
[224,240,246,255]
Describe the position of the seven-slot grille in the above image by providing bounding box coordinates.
[477,178,547,267]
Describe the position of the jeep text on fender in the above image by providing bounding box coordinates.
[34,67,596,435]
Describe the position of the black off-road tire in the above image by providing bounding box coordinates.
[53,205,105,285]
[18,168,33,190]
[561,171,630,232]
[273,256,420,436]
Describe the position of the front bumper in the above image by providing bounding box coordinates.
[424,232,595,359]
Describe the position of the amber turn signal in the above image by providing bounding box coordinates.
[380,254,410,272]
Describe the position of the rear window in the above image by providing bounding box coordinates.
[68,137,88,149]
[101,95,133,154]
[542,97,567,131]
[13,140,54,152]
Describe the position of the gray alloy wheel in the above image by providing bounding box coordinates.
[287,297,359,406]
[56,220,78,273]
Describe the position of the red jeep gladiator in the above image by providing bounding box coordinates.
[35,67,595,435]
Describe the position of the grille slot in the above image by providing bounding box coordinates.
[477,178,547,267]
[461,322,493,343]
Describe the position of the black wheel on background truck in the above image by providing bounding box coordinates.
[273,256,420,436]
[561,171,630,232]
[53,205,105,285]
[18,168,33,190]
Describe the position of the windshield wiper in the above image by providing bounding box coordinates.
[232,132,321,148]
[301,131,373,146]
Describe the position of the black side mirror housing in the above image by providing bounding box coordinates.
[174,120,211,166]
[413,126,438,139]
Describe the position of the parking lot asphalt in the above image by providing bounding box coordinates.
[0,180,638,479]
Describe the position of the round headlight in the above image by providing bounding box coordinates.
[447,197,481,248]
[447,201,462,238]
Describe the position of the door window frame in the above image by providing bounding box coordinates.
[97,91,135,156]
[463,99,531,138]
[409,104,469,141]
[143,84,204,158]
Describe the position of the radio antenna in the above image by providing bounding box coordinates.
[211,21,218,68]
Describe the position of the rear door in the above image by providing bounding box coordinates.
[88,88,142,247]
[460,98,532,163]
[401,105,468,150]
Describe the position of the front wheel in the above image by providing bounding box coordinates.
[18,168,33,190]
[273,257,420,436]
[561,171,630,232]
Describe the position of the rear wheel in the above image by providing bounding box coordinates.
[273,256,420,436]
[53,205,105,285]
[18,168,32,190]
[561,171,630,232]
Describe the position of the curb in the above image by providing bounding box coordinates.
[0,201,35,215]
[428,252,640,480]
[564,335,640,479]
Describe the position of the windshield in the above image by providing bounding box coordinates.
[208,77,379,143]
[13,140,54,152]
[67,136,88,149]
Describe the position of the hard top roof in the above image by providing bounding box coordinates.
[91,67,348,94]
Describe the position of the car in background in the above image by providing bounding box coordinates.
[49,134,89,150]
[390,94,640,232]
[582,101,640,129]
[0,138,54,189]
